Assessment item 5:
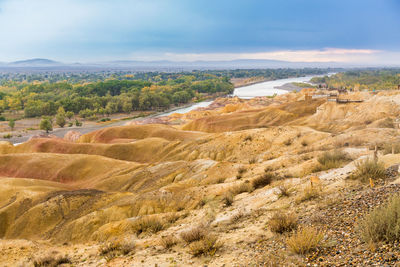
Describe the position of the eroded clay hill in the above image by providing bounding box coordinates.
[2,90,400,266]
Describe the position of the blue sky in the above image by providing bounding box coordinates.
[0,0,399,63]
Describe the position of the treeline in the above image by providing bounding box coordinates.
[311,69,400,90]
[0,75,233,119]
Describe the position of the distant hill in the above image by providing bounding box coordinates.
[8,58,62,66]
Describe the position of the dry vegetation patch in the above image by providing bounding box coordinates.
[350,158,386,182]
[313,150,350,172]
[33,254,71,267]
[268,212,298,234]
[286,226,324,255]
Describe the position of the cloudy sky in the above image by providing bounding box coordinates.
[0,0,399,64]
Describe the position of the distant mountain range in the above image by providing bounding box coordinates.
[0,58,397,72]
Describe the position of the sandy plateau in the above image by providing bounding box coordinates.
[2,89,400,266]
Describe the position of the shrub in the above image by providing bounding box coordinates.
[132,216,164,235]
[2,133,12,139]
[286,226,324,255]
[350,158,386,182]
[160,235,179,249]
[244,135,253,142]
[99,240,135,260]
[301,140,308,147]
[230,181,253,195]
[164,212,181,224]
[252,172,274,189]
[383,142,400,155]
[313,150,350,172]
[276,184,292,198]
[222,191,234,206]
[33,255,71,267]
[296,186,320,203]
[249,157,257,164]
[268,212,298,234]
[358,194,400,243]
[180,225,207,243]
[189,235,220,256]
[284,138,293,146]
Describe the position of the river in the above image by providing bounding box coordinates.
[10,73,330,145]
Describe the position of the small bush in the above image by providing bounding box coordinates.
[160,235,179,249]
[230,181,253,195]
[276,184,292,198]
[249,157,257,164]
[383,142,400,155]
[313,150,350,172]
[350,158,386,182]
[358,194,400,243]
[252,172,274,189]
[284,138,293,146]
[237,166,247,179]
[222,191,234,206]
[132,216,164,235]
[33,255,71,267]
[301,140,308,147]
[180,225,207,243]
[268,212,298,234]
[244,135,253,142]
[189,235,220,256]
[296,186,320,203]
[99,240,135,260]
[164,212,181,224]
[2,133,12,139]
[286,226,324,255]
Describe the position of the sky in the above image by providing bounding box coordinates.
[0,0,399,64]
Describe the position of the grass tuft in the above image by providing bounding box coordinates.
[189,235,221,257]
[252,172,274,189]
[350,158,386,182]
[180,225,207,244]
[99,240,135,261]
[268,212,298,234]
[313,150,350,172]
[33,255,71,267]
[132,216,164,236]
[286,226,324,255]
[358,194,400,243]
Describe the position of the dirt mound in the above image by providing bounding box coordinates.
[78,124,206,143]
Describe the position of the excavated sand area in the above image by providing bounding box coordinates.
[3,91,400,266]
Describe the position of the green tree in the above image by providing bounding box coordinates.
[8,119,15,131]
[55,113,66,128]
[40,117,53,133]
[66,111,74,120]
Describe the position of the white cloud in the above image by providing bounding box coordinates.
[130,48,382,63]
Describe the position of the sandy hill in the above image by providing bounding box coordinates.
[2,90,400,266]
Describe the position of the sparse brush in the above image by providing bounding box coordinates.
[180,225,207,243]
[276,184,292,198]
[238,167,247,174]
[249,157,257,164]
[244,135,253,142]
[284,138,293,146]
[383,142,400,155]
[252,172,274,189]
[222,191,234,206]
[99,240,135,257]
[358,194,400,243]
[301,140,308,147]
[230,181,254,195]
[377,117,395,128]
[33,255,71,267]
[350,158,386,182]
[189,235,221,257]
[268,212,298,234]
[160,235,179,249]
[296,186,320,203]
[230,210,245,224]
[286,226,324,255]
[132,216,164,235]
[313,150,350,172]
[164,212,181,224]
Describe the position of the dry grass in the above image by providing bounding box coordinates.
[313,150,350,172]
[359,194,400,243]
[284,138,293,146]
[249,157,257,164]
[33,254,71,267]
[383,142,400,155]
[276,184,293,198]
[160,235,179,249]
[180,225,207,244]
[99,240,135,260]
[164,212,181,224]
[252,172,274,189]
[132,216,164,235]
[230,181,254,195]
[377,117,395,128]
[268,212,298,234]
[189,235,221,257]
[350,158,386,182]
[296,186,320,203]
[236,166,247,179]
[222,191,234,206]
[286,226,324,255]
